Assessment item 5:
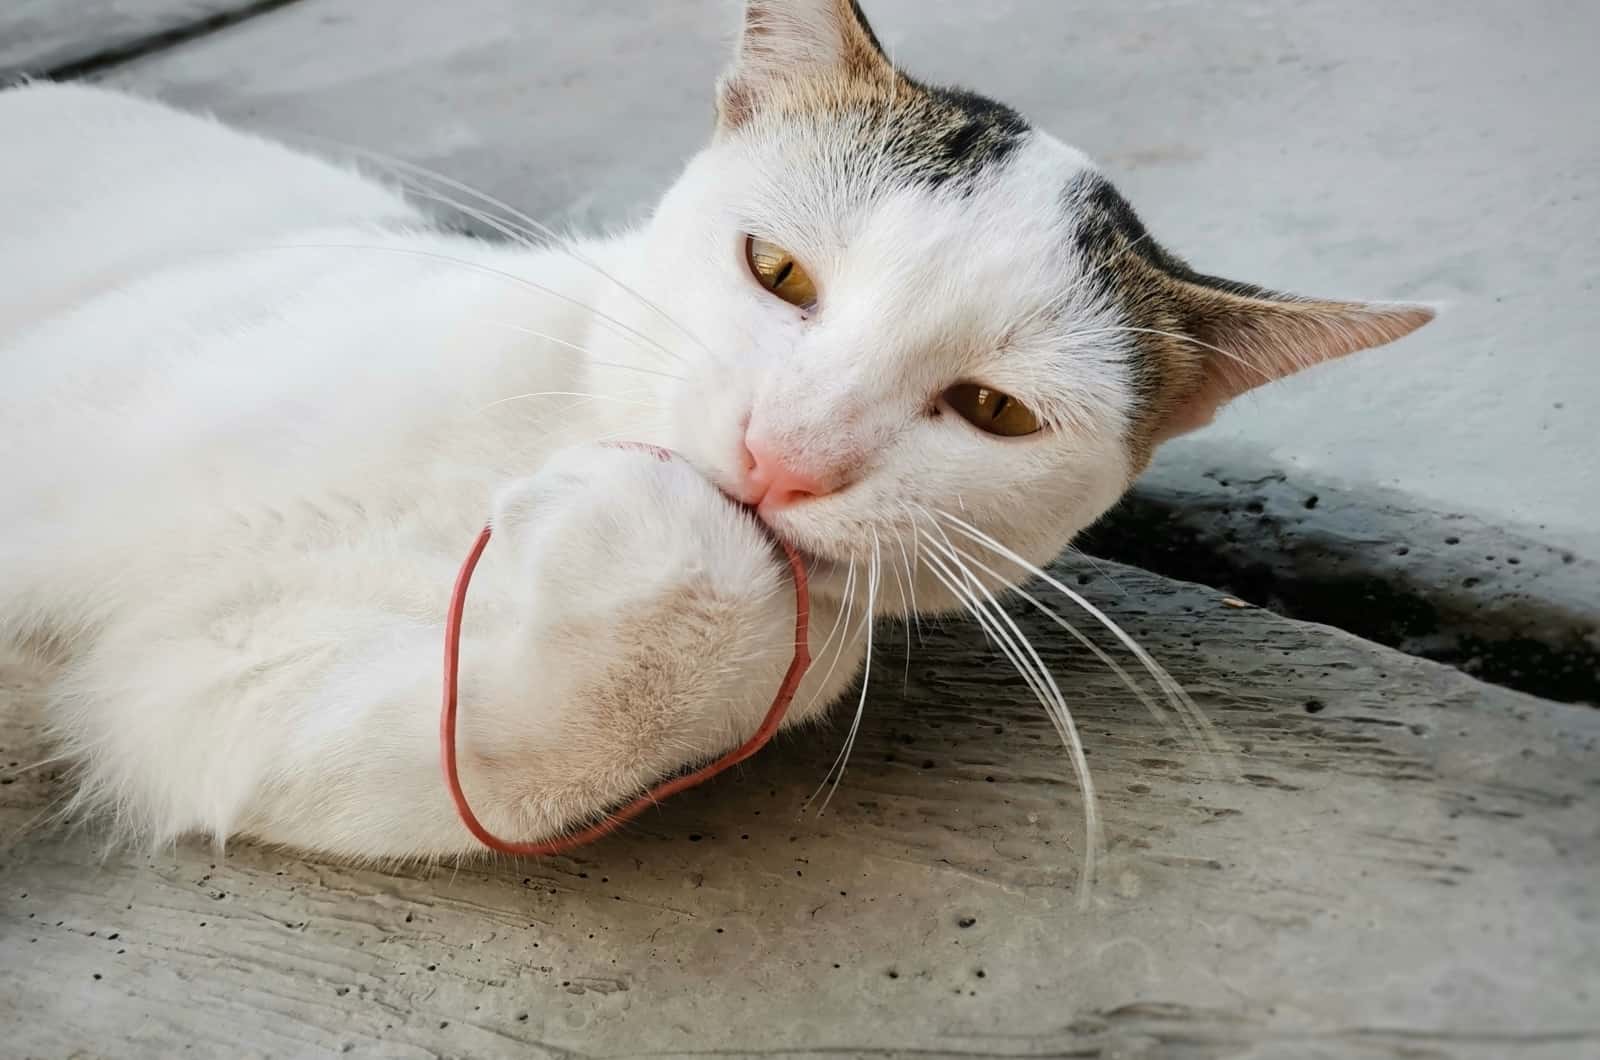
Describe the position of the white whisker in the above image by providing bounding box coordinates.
[916,530,1098,906]
[480,390,663,412]
[946,541,1187,746]
[264,242,689,367]
[931,509,1228,761]
[1059,324,1267,382]
[810,546,879,812]
[885,518,918,687]
[480,320,687,383]
[801,559,861,719]
[285,134,720,363]
[891,505,924,633]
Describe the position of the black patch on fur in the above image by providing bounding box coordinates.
[846,0,888,57]
[1060,172,1186,421]
[1067,171,1274,299]
[881,81,1030,192]
[925,85,1029,181]
[1062,171,1309,455]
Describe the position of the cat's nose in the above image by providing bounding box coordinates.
[739,437,838,512]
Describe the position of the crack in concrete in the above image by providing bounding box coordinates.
[1081,454,1599,706]
[25,0,304,82]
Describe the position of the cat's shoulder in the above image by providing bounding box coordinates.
[0,81,424,345]
[2,79,177,120]
[0,80,415,216]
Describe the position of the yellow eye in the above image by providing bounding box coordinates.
[745,236,818,309]
[943,383,1043,438]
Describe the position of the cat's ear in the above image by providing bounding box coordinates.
[717,0,894,129]
[1151,279,1435,442]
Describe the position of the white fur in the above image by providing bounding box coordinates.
[0,75,1138,859]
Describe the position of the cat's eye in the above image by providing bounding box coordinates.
[745,236,818,309]
[943,383,1043,438]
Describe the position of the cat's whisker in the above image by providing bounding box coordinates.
[264,242,690,368]
[805,563,855,672]
[1060,543,1129,599]
[1009,261,1103,336]
[479,320,687,383]
[890,504,931,663]
[1007,223,1169,342]
[810,545,879,813]
[395,180,726,373]
[286,134,721,365]
[879,524,910,621]
[1059,324,1269,383]
[945,541,1188,748]
[931,508,1229,762]
[883,520,917,688]
[480,390,664,412]
[915,533,1098,907]
[479,390,663,442]
[800,559,860,720]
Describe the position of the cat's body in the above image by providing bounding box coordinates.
[2,83,846,857]
[0,1,1430,861]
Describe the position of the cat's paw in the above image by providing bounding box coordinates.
[475,443,797,836]
[491,443,788,631]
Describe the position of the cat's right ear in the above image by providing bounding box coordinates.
[717,0,894,130]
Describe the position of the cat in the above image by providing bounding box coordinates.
[0,0,1430,862]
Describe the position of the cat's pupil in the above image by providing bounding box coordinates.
[942,384,1043,437]
[771,259,793,289]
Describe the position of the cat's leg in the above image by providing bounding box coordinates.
[57,445,839,860]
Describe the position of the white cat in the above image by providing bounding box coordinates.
[0,0,1430,861]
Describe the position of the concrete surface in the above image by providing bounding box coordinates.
[1080,444,1600,706]
[3,3,1599,1057]
[0,0,287,80]
[5,558,1599,1058]
[61,0,1600,561]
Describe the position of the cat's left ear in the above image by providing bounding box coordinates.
[1151,278,1436,443]
[717,0,894,130]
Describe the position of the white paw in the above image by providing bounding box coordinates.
[491,443,787,628]
[474,444,800,834]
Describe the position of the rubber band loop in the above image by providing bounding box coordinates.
[440,453,811,856]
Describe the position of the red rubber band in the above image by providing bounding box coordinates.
[440,457,812,856]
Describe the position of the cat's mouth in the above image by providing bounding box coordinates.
[752,512,849,586]
[761,521,826,567]
[715,475,847,580]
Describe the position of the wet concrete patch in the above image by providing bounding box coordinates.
[1081,452,1600,705]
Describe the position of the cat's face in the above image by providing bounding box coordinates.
[590,0,1431,611]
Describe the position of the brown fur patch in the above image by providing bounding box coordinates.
[719,1,1029,192]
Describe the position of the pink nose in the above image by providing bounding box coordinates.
[741,437,835,511]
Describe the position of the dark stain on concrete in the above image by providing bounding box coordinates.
[1080,456,1600,706]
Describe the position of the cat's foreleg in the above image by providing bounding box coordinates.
[59,445,817,860]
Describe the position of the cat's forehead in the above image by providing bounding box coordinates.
[766,132,1108,333]
[848,80,1033,193]
[744,115,1096,267]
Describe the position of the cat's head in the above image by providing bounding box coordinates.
[592,0,1431,610]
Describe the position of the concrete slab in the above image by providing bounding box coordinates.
[4,558,1597,1057]
[1080,443,1600,705]
[0,0,288,81]
[91,0,1600,558]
